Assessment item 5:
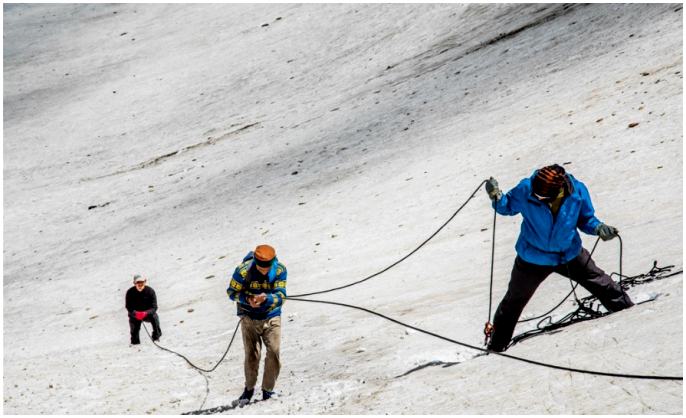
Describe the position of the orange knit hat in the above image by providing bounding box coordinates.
[254,245,276,262]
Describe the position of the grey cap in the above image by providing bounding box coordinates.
[133,274,146,283]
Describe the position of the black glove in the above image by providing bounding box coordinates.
[595,223,618,241]
[485,177,502,201]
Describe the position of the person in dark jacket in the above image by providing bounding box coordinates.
[227,244,287,403]
[484,164,633,352]
[125,274,162,345]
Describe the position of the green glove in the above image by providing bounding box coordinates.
[595,223,618,241]
[485,177,502,201]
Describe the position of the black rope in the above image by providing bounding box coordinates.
[290,180,487,297]
[287,296,682,381]
[617,234,631,307]
[198,373,210,411]
[483,200,497,347]
[516,287,576,323]
[143,316,243,373]
[612,260,682,286]
[143,318,244,413]
[487,201,497,324]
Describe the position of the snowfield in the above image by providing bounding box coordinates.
[3,3,683,415]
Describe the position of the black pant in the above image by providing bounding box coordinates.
[129,313,162,344]
[489,247,633,352]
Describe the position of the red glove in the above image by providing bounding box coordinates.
[135,311,147,321]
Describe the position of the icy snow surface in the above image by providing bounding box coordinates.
[3,3,683,415]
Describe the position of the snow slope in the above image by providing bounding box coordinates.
[3,3,683,414]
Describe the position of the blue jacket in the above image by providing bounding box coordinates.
[493,171,602,266]
[227,252,287,319]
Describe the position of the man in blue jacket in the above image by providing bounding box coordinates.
[485,164,633,352]
[227,244,287,403]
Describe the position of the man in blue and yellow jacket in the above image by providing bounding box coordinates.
[227,244,286,403]
[485,164,633,352]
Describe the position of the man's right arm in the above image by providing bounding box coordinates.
[125,289,135,317]
[227,268,249,305]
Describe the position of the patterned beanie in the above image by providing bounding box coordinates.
[532,164,566,197]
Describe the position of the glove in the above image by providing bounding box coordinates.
[135,311,148,321]
[595,223,618,241]
[485,177,502,201]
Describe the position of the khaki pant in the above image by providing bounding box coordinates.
[240,316,281,392]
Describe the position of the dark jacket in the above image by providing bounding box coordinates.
[125,286,158,318]
[227,252,287,320]
[492,171,602,266]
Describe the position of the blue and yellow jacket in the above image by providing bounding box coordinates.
[493,171,602,266]
[227,252,287,319]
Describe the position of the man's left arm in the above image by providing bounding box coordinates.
[146,288,158,316]
[265,266,287,311]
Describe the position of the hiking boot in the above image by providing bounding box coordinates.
[487,342,506,353]
[239,387,254,402]
[262,389,276,400]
